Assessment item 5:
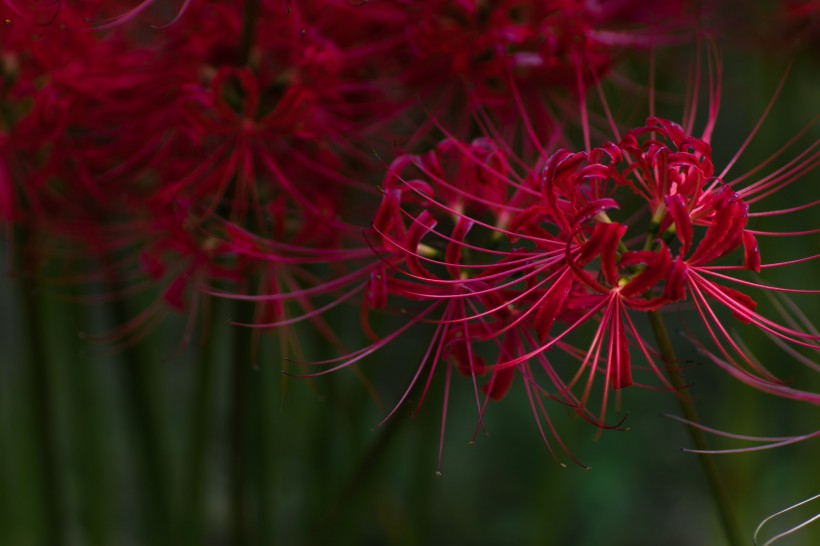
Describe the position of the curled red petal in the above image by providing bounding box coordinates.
[404,210,438,278]
[445,216,473,279]
[742,230,761,273]
[572,198,619,228]
[620,244,673,298]
[482,366,515,401]
[366,269,388,309]
[568,223,622,293]
[373,189,401,235]
[534,268,574,342]
[711,284,758,324]
[508,205,551,241]
[664,258,688,302]
[688,190,747,266]
[602,233,624,288]
[664,193,693,256]
[577,221,626,268]
[446,338,487,377]
[648,117,686,148]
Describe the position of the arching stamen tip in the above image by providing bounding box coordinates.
[435,470,442,478]
[468,441,475,447]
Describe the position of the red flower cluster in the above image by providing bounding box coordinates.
[2,1,817,463]
[1,1,391,339]
[325,105,819,461]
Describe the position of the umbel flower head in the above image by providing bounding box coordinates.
[528,113,819,404]
[303,47,819,466]
[2,0,390,346]
[506,58,819,424]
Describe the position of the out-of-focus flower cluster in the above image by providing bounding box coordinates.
[2,0,817,463]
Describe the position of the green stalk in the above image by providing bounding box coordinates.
[251,338,275,546]
[228,299,253,545]
[181,298,221,546]
[0,397,7,544]
[647,310,745,546]
[309,410,404,546]
[227,3,263,540]
[20,250,64,546]
[62,298,113,546]
[107,285,172,545]
[406,394,439,545]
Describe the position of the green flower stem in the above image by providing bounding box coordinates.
[647,310,745,546]
[227,3,263,537]
[309,405,404,546]
[107,286,172,545]
[406,396,439,544]
[229,299,254,545]
[62,300,113,546]
[19,249,65,546]
[251,345,275,546]
[181,298,221,546]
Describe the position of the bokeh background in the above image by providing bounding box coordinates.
[1,2,819,546]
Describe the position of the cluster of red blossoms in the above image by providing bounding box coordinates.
[2,1,818,463]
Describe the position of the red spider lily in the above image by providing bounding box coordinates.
[29,1,380,229]
[314,0,693,151]
[298,43,819,464]
[0,4,102,236]
[6,0,388,213]
[499,56,820,425]
[1,1,394,352]
[293,136,635,468]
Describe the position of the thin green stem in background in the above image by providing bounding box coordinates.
[406,393,440,545]
[647,310,745,546]
[19,247,65,546]
[61,298,114,546]
[229,299,254,545]
[107,281,173,546]
[181,298,221,546]
[308,403,404,546]
[0,392,8,545]
[251,334,276,546]
[227,5,265,539]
